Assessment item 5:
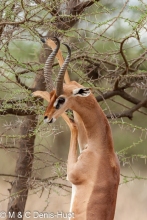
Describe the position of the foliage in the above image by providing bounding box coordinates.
[0,0,147,216]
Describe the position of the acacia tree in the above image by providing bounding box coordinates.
[0,0,147,219]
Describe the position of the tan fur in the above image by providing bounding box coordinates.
[43,81,120,220]
[32,90,72,125]
[32,91,50,102]
[45,39,88,151]
[34,40,120,219]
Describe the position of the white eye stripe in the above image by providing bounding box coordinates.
[53,99,58,107]
[54,97,66,109]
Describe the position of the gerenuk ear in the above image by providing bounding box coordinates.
[32,91,50,102]
[73,88,91,97]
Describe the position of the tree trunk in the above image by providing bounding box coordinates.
[6,1,97,219]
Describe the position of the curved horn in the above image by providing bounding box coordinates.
[56,43,71,97]
[43,37,60,92]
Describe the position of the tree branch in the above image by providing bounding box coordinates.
[0,108,36,116]
[72,0,97,14]
[107,98,147,119]
[15,74,33,91]
[0,20,26,26]
[96,89,147,108]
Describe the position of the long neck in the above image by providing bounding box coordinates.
[71,94,114,152]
